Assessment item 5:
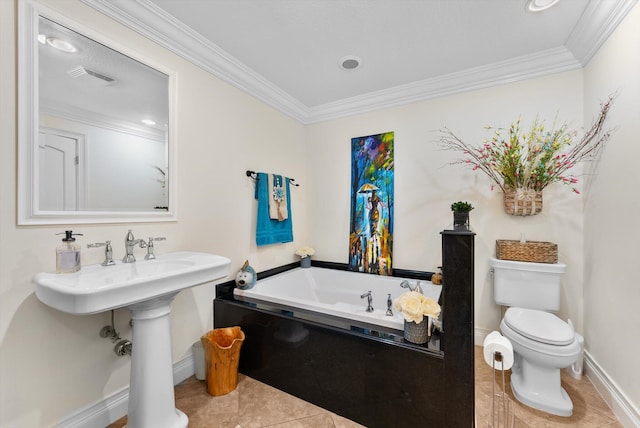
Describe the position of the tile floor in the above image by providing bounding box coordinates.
[109,346,622,428]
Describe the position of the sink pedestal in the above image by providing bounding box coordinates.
[126,294,188,428]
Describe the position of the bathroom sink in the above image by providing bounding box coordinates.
[35,250,231,428]
[34,251,231,315]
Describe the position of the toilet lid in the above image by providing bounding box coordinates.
[504,308,575,345]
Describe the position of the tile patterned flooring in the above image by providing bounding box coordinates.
[109,346,622,428]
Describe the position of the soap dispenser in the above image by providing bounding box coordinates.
[56,231,83,273]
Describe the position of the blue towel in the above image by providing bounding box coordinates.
[255,172,293,246]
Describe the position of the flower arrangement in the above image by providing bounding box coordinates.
[438,96,615,195]
[394,291,441,324]
[295,246,316,258]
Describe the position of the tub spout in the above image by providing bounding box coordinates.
[360,290,374,312]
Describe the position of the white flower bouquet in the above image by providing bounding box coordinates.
[295,246,316,258]
[394,291,441,324]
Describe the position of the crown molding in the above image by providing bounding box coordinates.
[565,0,638,67]
[80,0,310,123]
[41,104,167,141]
[81,0,636,125]
[307,47,581,123]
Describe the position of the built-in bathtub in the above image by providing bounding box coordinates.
[233,266,442,336]
[215,230,475,427]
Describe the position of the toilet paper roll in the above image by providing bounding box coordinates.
[483,332,514,370]
[483,331,502,348]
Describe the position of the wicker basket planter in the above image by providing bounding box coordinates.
[503,188,542,216]
[496,239,558,264]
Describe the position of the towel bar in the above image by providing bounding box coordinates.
[246,170,299,186]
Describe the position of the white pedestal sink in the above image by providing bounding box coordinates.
[34,251,231,428]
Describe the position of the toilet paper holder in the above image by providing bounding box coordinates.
[489,350,515,428]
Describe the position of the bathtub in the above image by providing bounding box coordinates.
[233,266,442,333]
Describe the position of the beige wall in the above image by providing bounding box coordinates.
[583,2,640,416]
[1,0,638,427]
[306,72,585,336]
[0,1,307,427]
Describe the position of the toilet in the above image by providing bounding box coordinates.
[489,257,583,417]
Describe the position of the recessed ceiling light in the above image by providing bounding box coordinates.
[46,37,77,53]
[141,119,156,126]
[339,55,362,71]
[526,0,561,12]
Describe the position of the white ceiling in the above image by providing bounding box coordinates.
[82,0,637,123]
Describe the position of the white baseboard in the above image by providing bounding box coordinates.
[55,354,195,428]
[584,351,640,428]
[474,326,493,346]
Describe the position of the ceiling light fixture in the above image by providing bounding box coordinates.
[37,34,46,44]
[46,37,77,53]
[525,0,561,12]
[339,55,361,71]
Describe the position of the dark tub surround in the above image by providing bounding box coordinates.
[214,230,474,427]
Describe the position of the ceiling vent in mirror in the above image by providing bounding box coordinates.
[67,66,117,85]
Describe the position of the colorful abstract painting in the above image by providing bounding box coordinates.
[349,132,394,275]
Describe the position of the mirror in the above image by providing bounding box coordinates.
[18,0,176,224]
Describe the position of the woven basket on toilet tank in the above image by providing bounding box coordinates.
[496,240,558,264]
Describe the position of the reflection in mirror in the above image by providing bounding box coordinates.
[39,17,169,212]
[18,1,175,224]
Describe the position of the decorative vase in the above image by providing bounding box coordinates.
[404,319,429,344]
[300,256,311,268]
[453,211,470,230]
[503,188,542,216]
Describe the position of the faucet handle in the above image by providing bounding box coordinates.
[87,240,116,266]
[144,237,166,260]
[414,281,423,294]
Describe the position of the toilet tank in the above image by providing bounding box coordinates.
[489,257,566,311]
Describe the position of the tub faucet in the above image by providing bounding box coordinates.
[400,279,423,294]
[123,230,147,263]
[386,293,393,316]
[360,290,374,312]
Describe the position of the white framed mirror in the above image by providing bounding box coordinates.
[18,0,177,225]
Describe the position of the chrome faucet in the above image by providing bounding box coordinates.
[144,236,166,260]
[360,290,374,312]
[400,279,423,294]
[123,230,147,263]
[386,293,393,316]
[87,240,116,266]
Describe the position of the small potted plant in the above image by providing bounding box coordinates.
[295,246,315,268]
[451,201,474,230]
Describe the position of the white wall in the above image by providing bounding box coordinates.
[583,2,640,418]
[0,1,307,427]
[41,115,168,211]
[306,72,584,335]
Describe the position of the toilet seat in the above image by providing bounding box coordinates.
[504,307,574,345]
[501,319,581,357]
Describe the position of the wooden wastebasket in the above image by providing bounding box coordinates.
[201,326,245,396]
